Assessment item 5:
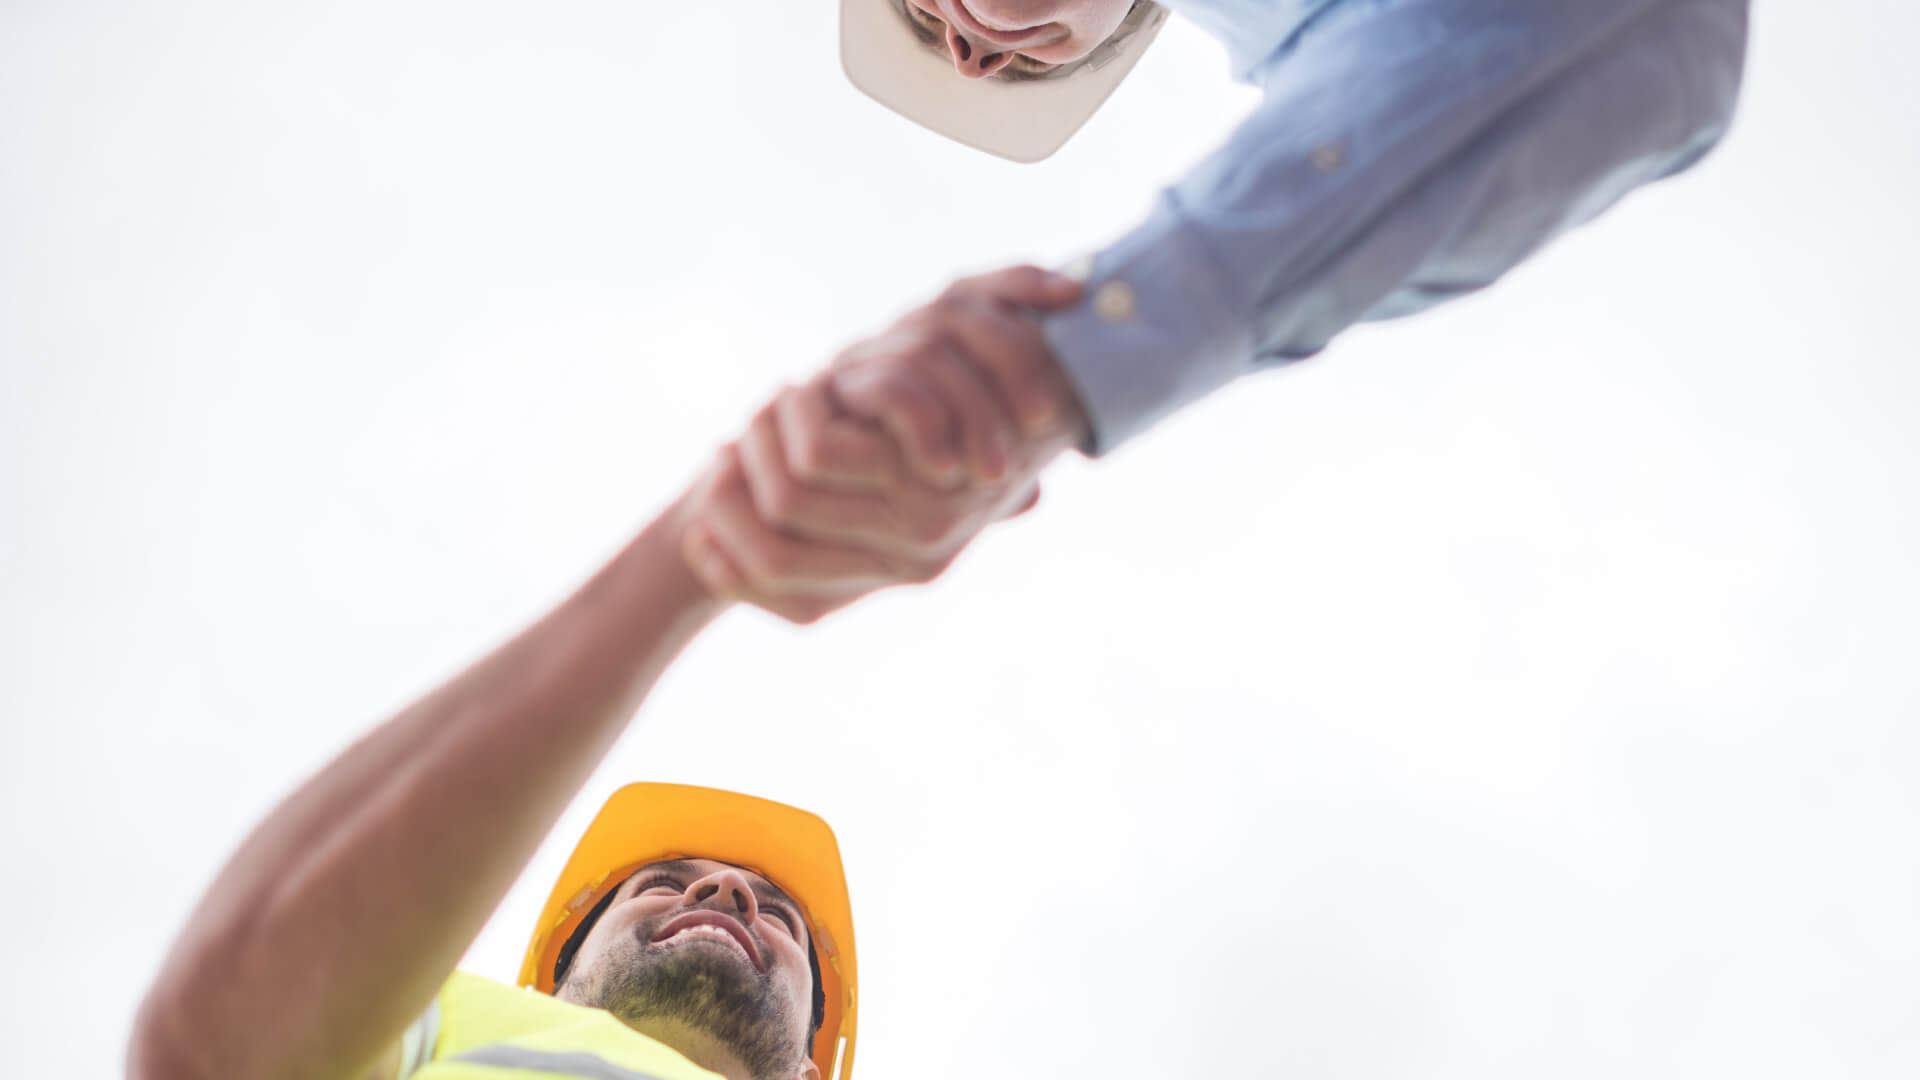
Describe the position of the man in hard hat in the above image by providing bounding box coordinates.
[767,0,1753,553]
[126,270,1077,1080]
[410,786,858,1080]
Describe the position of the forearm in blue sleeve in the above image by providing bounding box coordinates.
[1046,0,1749,455]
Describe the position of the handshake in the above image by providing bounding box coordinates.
[673,265,1089,624]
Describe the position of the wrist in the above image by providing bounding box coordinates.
[584,491,733,632]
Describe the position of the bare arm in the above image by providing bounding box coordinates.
[128,274,1067,1080]
[130,492,727,1080]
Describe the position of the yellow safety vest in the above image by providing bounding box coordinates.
[409,971,730,1080]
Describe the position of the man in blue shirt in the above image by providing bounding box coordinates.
[676,0,1752,609]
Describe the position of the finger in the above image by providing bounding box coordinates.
[682,522,745,602]
[700,447,900,595]
[776,378,900,494]
[690,520,850,627]
[949,264,1084,313]
[899,344,1014,483]
[737,401,914,553]
[744,399,970,558]
[831,363,965,489]
[926,299,1067,436]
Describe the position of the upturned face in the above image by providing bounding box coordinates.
[555,858,819,1080]
[902,0,1136,78]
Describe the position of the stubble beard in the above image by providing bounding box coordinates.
[561,938,804,1080]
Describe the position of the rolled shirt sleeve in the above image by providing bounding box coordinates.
[1046,0,1751,454]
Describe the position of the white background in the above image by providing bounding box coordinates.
[4,1,1918,1076]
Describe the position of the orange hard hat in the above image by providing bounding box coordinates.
[518,783,858,1080]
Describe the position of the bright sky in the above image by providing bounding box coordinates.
[4,2,1918,1076]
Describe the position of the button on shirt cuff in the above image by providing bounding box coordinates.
[1045,194,1262,456]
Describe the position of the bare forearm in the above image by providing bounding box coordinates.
[133,494,725,1080]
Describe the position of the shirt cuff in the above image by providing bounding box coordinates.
[1044,192,1263,456]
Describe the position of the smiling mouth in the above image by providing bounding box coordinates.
[649,913,764,972]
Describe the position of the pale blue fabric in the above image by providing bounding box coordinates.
[1044,0,1750,453]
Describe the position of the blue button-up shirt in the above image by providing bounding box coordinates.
[1045,0,1750,453]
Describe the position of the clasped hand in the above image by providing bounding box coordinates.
[675,265,1088,624]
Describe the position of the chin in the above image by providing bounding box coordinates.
[573,943,805,1080]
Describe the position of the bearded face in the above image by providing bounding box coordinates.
[554,859,819,1080]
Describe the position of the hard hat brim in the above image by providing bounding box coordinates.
[519,784,859,1080]
[840,0,1167,163]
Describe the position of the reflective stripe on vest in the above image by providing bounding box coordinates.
[448,1045,670,1080]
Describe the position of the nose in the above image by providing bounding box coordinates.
[686,867,759,922]
[945,26,1018,79]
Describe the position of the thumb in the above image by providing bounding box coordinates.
[958,264,1084,313]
